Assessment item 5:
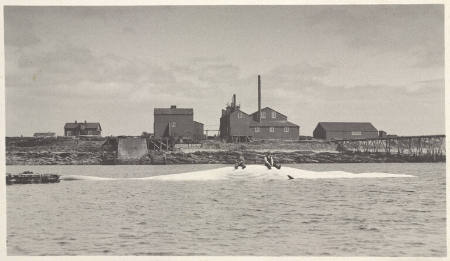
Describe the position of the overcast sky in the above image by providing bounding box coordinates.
[5,5,444,137]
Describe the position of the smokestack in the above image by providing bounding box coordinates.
[258,75,261,122]
[232,94,236,108]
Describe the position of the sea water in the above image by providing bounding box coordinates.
[6,163,446,256]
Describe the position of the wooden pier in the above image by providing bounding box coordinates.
[334,135,446,157]
[148,138,171,151]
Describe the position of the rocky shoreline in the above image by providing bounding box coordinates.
[6,136,445,165]
[6,150,445,165]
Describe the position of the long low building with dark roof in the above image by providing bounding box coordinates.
[313,122,378,140]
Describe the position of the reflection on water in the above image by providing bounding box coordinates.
[6,163,446,256]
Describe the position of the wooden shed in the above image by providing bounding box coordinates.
[313,122,378,140]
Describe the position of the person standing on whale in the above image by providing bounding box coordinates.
[264,151,281,169]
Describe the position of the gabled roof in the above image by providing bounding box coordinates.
[251,107,287,118]
[221,108,251,119]
[154,108,193,115]
[64,122,102,130]
[316,122,377,132]
[64,123,79,129]
[249,120,299,127]
[232,108,250,116]
[193,121,204,125]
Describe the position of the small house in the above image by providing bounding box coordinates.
[64,121,102,136]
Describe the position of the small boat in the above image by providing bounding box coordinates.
[6,171,60,185]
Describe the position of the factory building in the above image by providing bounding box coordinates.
[64,121,102,136]
[219,95,254,142]
[219,75,300,142]
[154,105,204,142]
[249,107,299,140]
[313,122,378,140]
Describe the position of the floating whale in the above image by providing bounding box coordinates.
[146,165,414,181]
[59,165,414,182]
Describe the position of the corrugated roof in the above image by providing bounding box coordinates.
[154,108,193,115]
[249,121,299,127]
[64,122,101,130]
[317,122,377,132]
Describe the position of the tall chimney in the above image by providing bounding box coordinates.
[232,94,236,108]
[258,75,261,122]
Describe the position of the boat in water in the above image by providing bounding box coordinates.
[6,171,60,185]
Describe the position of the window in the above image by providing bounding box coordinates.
[255,127,260,133]
[87,131,92,135]
[238,112,243,119]
[284,127,289,133]
[269,127,275,133]
[66,131,72,136]
[172,122,176,128]
[261,111,266,119]
[272,111,276,118]
[351,131,362,136]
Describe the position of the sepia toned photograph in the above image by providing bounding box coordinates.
[3,2,446,258]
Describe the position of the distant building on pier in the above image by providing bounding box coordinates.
[154,105,204,142]
[64,121,102,136]
[313,122,378,140]
[33,132,56,138]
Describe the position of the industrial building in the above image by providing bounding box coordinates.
[220,75,300,142]
[64,121,102,136]
[249,107,299,140]
[154,105,204,142]
[313,122,378,140]
[219,95,254,142]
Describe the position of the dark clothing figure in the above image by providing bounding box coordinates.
[264,154,281,169]
[235,155,246,169]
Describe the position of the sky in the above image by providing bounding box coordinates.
[4,5,445,137]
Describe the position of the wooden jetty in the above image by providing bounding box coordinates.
[6,171,60,185]
[334,135,446,157]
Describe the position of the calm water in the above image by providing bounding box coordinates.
[6,163,446,256]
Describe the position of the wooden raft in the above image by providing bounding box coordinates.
[6,171,60,185]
